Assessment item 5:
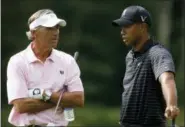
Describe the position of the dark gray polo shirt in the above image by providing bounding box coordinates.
[120,39,175,126]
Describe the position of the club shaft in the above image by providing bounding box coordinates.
[172,119,175,127]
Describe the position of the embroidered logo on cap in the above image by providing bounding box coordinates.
[141,16,147,22]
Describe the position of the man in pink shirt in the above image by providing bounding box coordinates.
[6,9,84,127]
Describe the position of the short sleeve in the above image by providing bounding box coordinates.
[65,57,84,92]
[151,47,175,80]
[7,56,28,104]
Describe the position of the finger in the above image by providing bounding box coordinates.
[165,108,171,119]
[57,108,64,113]
[174,107,180,117]
[165,111,170,119]
[176,107,180,115]
[170,106,180,119]
[170,106,176,118]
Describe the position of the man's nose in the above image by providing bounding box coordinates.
[121,29,124,35]
[121,30,123,35]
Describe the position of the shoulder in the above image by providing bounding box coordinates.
[52,49,75,64]
[8,50,27,66]
[148,42,172,59]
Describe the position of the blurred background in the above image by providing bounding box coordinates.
[1,0,184,126]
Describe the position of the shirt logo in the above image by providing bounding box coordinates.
[137,62,142,67]
[60,70,64,75]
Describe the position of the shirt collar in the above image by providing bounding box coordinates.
[131,38,154,54]
[26,43,57,63]
[47,50,57,62]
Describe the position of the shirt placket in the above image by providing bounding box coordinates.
[41,61,49,86]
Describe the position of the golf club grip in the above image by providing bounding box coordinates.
[172,118,175,127]
[74,52,79,60]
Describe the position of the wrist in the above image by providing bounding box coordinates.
[166,95,177,107]
[49,90,64,105]
[166,102,177,107]
[28,88,44,100]
[43,89,52,102]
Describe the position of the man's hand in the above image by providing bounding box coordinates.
[165,105,180,119]
[57,106,64,114]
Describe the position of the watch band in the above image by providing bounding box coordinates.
[43,89,52,102]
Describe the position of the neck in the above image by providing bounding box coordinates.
[31,41,52,62]
[133,33,150,52]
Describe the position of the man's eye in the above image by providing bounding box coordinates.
[46,25,60,30]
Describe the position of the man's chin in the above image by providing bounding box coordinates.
[51,41,58,48]
[123,41,131,46]
[52,44,58,48]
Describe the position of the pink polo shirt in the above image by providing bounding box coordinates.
[6,44,84,126]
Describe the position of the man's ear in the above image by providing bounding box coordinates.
[140,23,147,33]
[139,24,144,33]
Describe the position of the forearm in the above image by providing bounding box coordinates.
[160,72,178,106]
[161,82,177,106]
[13,98,55,114]
[50,91,84,108]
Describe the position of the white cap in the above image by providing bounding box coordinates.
[29,13,66,30]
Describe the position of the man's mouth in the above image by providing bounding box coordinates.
[52,37,58,41]
[122,36,127,42]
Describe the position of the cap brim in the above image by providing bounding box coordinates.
[42,18,67,28]
[112,18,134,27]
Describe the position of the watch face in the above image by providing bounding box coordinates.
[33,88,40,95]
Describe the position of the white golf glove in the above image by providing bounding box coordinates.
[28,88,44,100]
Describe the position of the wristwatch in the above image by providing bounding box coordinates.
[43,89,52,102]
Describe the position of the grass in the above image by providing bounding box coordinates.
[69,104,184,126]
[1,104,184,126]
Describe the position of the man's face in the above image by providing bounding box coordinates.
[120,23,142,46]
[33,25,60,49]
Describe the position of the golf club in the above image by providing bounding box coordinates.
[171,118,178,127]
[47,51,79,126]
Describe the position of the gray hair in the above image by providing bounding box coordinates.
[26,9,54,40]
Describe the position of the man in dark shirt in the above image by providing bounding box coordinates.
[112,5,180,127]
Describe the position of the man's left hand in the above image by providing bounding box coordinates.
[165,105,180,119]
